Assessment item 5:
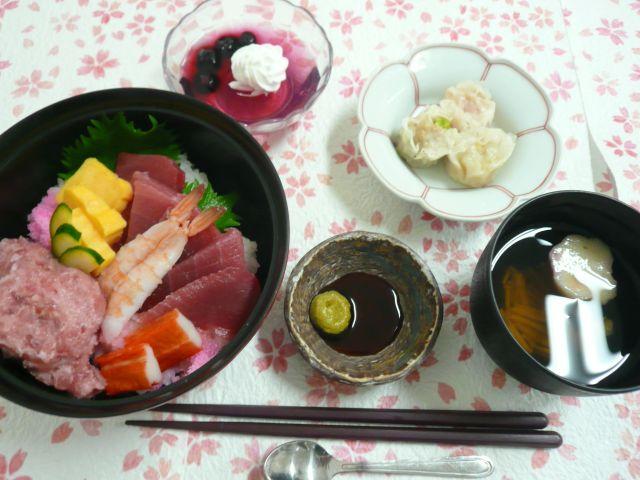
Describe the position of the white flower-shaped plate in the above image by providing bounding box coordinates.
[358,44,560,222]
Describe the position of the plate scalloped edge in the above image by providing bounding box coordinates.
[357,43,561,222]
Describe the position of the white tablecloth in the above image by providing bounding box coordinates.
[1,1,639,478]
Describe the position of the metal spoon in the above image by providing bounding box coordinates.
[263,440,494,479]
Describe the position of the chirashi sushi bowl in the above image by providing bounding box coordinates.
[0,88,289,417]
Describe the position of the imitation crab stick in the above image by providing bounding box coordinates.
[124,309,202,371]
[95,343,161,395]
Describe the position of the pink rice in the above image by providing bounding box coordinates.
[27,187,60,249]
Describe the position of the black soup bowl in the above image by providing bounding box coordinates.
[471,191,640,396]
[0,88,289,416]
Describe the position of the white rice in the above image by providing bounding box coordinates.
[178,153,209,185]
[178,155,259,272]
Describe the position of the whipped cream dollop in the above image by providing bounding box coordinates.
[229,43,289,96]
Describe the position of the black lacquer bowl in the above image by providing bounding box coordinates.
[471,191,640,396]
[0,88,289,416]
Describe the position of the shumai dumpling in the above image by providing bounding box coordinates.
[445,127,516,187]
[443,81,496,130]
[394,104,460,168]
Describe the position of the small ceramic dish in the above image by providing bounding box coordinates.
[358,44,560,222]
[163,0,332,134]
[285,231,442,385]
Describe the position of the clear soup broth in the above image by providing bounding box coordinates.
[491,222,640,387]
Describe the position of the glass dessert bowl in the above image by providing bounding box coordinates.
[163,0,332,134]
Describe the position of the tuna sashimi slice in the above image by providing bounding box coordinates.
[126,172,183,241]
[182,225,221,260]
[116,153,186,191]
[143,229,246,310]
[135,267,260,333]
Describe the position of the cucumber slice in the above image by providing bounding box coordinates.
[49,203,72,238]
[59,246,104,274]
[51,224,82,258]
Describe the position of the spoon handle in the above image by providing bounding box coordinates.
[341,455,494,477]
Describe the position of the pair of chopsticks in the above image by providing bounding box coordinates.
[126,404,562,449]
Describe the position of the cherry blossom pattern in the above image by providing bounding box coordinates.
[594,73,619,96]
[281,135,317,168]
[51,13,80,32]
[404,351,437,383]
[157,0,187,15]
[0,59,10,76]
[614,107,640,133]
[143,458,180,480]
[288,110,315,132]
[607,136,637,158]
[328,9,362,35]
[77,50,119,78]
[596,170,615,194]
[442,280,470,335]
[544,72,575,102]
[244,0,274,21]
[332,440,376,463]
[596,18,627,46]
[615,392,640,429]
[477,33,503,54]
[420,212,458,232]
[385,0,413,20]
[499,11,528,33]
[139,413,178,455]
[284,173,315,207]
[0,0,18,19]
[305,371,357,407]
[338,69,364,98]
[470,7,495,28]
[127,14,155,36]
[332,140,366,174]
[0,449,30,480]
[529,7,554,28]
[428,240,469,273]
[399,29,429,50]
[231,438,275,480]
[514,34,545,55]
[615,429,640,479]
[440,16,470,41]
[93,1,124,24]
[254,328,298,373]
[329,218,356,235]
[51,422,73,444]
[186,430,220,465]
[631,65,640,82]
[11,70,53,97]
[122,450,144,473]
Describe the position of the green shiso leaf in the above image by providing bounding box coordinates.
[183,180,241,231]
[59,112,182,179]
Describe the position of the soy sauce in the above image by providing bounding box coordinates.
[315,272,403,356]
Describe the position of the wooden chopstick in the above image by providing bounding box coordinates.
[125,420,563,448]
[152,404,549,430]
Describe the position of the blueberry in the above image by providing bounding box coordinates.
[215,36,239,58]
[238,31,256,46]
[195,73,219,93]
[196,48,221,72]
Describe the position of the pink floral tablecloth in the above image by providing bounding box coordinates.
[1,0,639,478]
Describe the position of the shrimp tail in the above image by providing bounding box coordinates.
[188,207,226,237]
[170,184,205,222]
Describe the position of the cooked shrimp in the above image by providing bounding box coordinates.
[99,187,225,345]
